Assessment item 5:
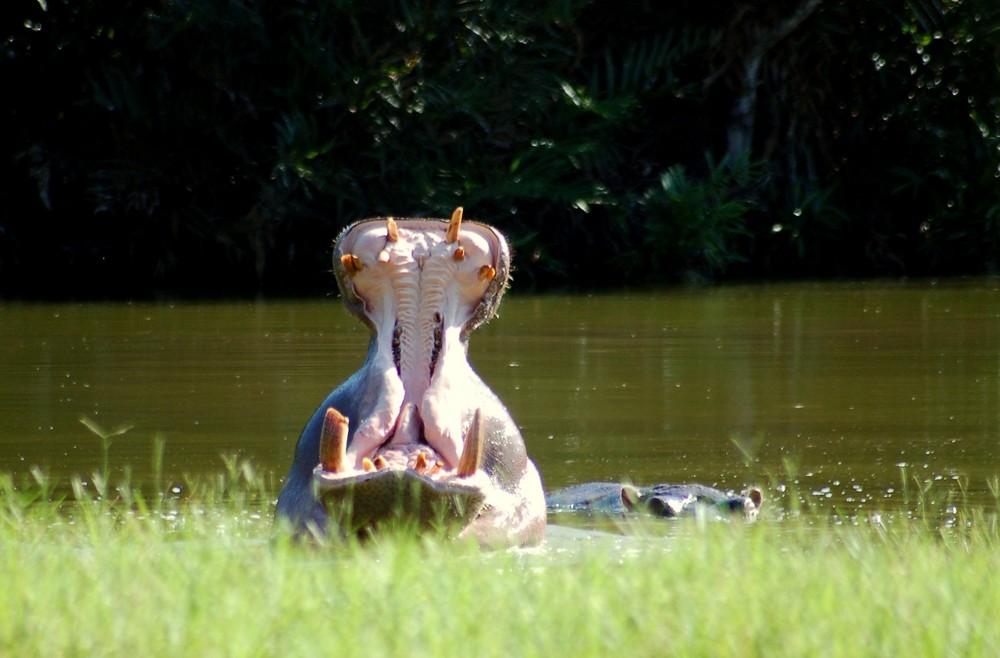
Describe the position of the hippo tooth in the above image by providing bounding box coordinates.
[340,253,363,274]
[445,207,463,244]
[377,248,391,264]
[362,457,375,472]
[373,455,389,470]
[453,246,465,262]
[457,408,484,478]
[414,452,429,473]
[386,217,399,242]
[477,265,496,282]
[318,407,349,473]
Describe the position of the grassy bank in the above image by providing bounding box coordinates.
[1,464,999,657]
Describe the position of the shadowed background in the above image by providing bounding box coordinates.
[3,0,1000,299]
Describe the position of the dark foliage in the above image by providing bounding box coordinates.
[2,0,998,298]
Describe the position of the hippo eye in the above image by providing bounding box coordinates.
[647,498,669,517]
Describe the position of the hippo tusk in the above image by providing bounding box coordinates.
[413,452,441,475]
[373,455,389,470]
[477,265,496,282]
[453,246,465,262]
[379,219,399,262]
[318,407,349,473]
[340,253,363,275]
[446,207,463,244]
[456,408,484,477]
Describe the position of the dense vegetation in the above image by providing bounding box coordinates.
[3,0,999,297]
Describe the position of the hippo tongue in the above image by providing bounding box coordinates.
[333,210,506,470]
[387,402,422,448]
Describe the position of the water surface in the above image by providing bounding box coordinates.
[2,279,998,518]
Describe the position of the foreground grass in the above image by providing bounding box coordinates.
[1,464,999,658]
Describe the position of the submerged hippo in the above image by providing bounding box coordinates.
[546,482,763,521]
[276,209,546,547]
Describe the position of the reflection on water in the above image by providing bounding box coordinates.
[1,279,998,518]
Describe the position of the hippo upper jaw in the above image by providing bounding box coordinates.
[332,209,509,472]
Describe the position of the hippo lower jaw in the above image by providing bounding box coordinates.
[311,406,494,537]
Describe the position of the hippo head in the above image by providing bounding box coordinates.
[277,209,545,546]
[621,484,763,521]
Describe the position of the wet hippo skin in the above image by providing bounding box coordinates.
[276,209,546,547]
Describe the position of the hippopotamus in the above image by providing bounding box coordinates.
[275,209,546,547]
[545,482,763,521]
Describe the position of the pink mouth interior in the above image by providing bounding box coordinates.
[333,214,505,473]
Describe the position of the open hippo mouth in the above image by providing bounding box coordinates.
[309,209,511,536]
[312,405,490,534]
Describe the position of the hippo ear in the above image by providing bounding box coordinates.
[620,485,642,511]
[745,487,763,511]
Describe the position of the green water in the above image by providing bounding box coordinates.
[2,279,998,517]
